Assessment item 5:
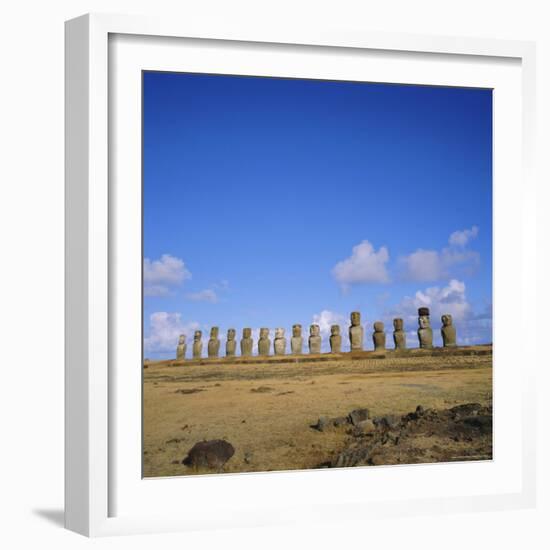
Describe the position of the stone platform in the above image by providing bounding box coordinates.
[145,344,492,369]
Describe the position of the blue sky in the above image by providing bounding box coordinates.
[143,72,492,359]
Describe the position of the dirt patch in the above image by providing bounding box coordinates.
[175,388,204,395]
[250,386,275,393]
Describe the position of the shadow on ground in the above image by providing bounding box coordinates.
[33,508,64,527]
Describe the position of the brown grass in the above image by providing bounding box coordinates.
[143,346,492,477]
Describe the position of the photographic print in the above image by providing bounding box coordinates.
[142,72,492,477]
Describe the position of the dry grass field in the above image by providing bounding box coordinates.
[143,346,492,477]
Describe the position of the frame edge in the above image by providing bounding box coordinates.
[65,13,91,537]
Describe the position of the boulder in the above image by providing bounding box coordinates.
[450,403,482,419]
[373,414,401,430]
[313,416,330,432]
[354,419,376,435]
[332,416,349,427]
[182,439,235,469]
[348,408,370,426]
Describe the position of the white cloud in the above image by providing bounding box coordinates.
[399,227,480,282]
[143,254,191,296]
[312,310,350,352]
[399,249,443,281]
[332,240,390,290]
[390,279,470,324]
[449,225,479,247]
[413,279,471,321]
[386,279,492,347]
[185,289,219,303]
[143,311,200,357]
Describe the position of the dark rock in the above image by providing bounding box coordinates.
[315,402,493,470]
[354,419,376,435]
[373,414,401,430]
[332,416,349,427]
[243,451,253,464]
[404,405,426,422]
[332,446,372,468]
[313,416,330,431]
[462,415,492,434]
[175,388,204,395]
[418,307,430,316]
[349,408,370,426]
[182,439,235,469]
[450,403,482,419]
[250,386,274,393]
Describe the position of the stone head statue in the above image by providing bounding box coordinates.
[393,318,404,331]
[441,314,453,327]
[417,307,433,349]
[393,318,406,350]
[240,327,253,357]
[258,328,271,356]
[310,324,320,337]
[329,324,342,353]
[372,321,386,351]
[176,333,187,360]
[441,313,457,347]
[210,326,219,338]
[309,324,321,354]
[291,323,303,354]
[226,328,237,357]
[349,312,364,350]
[418,316,431,329]
[192,330,203,359]
[274,328,286,355]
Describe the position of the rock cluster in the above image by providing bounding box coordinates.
[312,402,492,469]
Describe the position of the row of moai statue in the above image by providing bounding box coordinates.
[176,309,457,360]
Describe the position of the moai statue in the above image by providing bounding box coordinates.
[226,328,237,357]
[291,324,303,354]
[330,325,342,353]
[240,327,253,357]
[208,326,221,358]
[393,318,407,350]
[192,330,203,359]
[274,328,286,355]
[372,322,386,352]
[176,334,187,360]
[417,307,433,349]
[349,311,364,351]
[258,328,271,356]
[441,314,457,347]
[309,324,322,354]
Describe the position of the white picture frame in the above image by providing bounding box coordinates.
[65,13,537,537]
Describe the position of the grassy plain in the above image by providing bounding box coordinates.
[143,346,492,477]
